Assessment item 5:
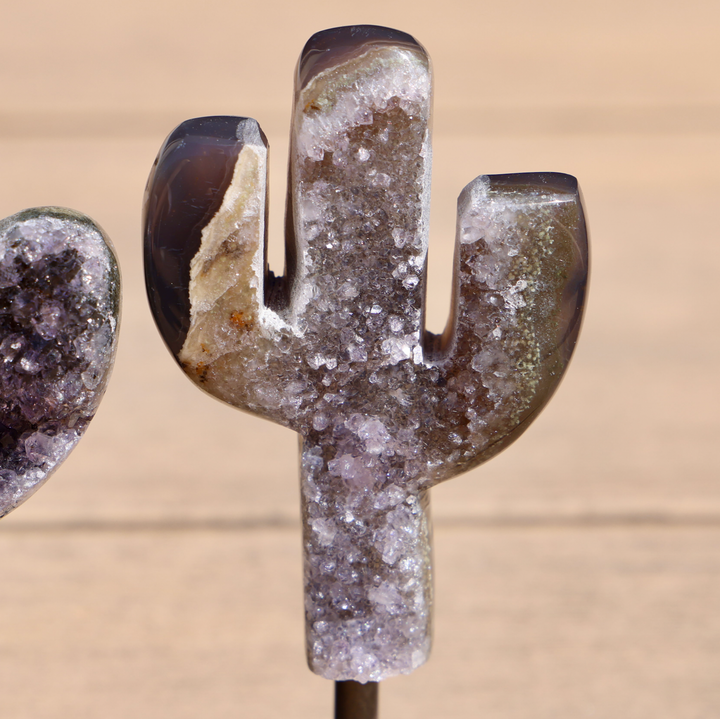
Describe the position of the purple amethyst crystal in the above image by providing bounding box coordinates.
[0,207,120,517]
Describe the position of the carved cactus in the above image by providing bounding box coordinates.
[144,26,588,682]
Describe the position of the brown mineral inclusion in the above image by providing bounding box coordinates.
[144,25,588,682]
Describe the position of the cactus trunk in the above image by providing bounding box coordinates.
[301,437,433,681]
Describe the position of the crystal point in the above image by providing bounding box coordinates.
[0,207,120,518]
[144,25,588,682]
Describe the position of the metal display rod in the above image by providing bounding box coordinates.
[335,681,378,719]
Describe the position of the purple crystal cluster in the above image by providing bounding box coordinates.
[144,26,588,681]
[0,208,120,517]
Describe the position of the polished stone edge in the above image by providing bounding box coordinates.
[481,171,581,195]
[298,24,426,90]
[143,116,267,358]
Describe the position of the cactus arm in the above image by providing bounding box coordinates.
[145,116,315,428]
[176,119,294,417]
[420,172,589,485]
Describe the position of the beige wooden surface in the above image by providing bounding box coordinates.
[0,0,718,716]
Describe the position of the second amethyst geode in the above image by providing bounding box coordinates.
[0,207,120,518]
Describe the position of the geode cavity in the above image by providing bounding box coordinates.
[0,207,120,517]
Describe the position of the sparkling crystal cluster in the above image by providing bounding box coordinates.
[0,208,120,517]
[145,26,588,682]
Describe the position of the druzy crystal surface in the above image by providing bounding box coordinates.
[144,26,588,682]
[0,208,120,518]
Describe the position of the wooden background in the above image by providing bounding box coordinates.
[1,0,718,716]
